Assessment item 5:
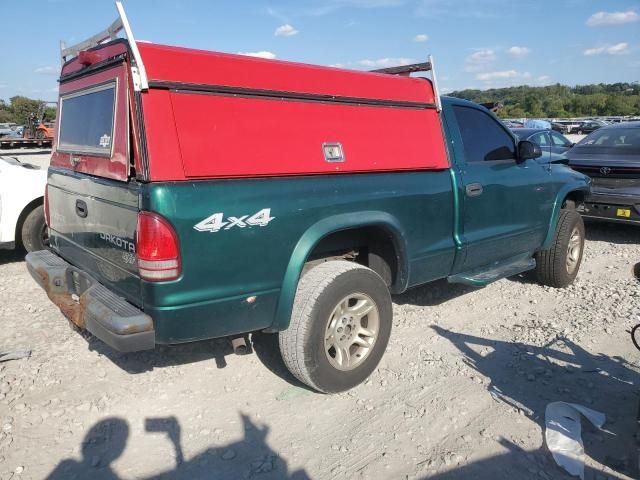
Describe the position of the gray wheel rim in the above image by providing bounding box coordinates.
[566,226,582,275]
[324,293,380,371]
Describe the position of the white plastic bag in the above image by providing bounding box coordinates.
[545,402,606,479]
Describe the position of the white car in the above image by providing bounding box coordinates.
[0,156,48,252]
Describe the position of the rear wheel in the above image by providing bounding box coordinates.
[279,260,392,393]
[21,205,48,252]
[535,209,584,288]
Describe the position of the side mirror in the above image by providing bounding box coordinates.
[517,140,542,162]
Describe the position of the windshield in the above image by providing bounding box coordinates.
[574,127,640,155]
[58,82,116,156]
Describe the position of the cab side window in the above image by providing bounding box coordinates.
[530,132,549,146]
[453,105,516,162]
[550,131,570,147]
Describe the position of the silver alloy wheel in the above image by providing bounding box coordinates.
[324,293,380,371]
[566,226,582,274]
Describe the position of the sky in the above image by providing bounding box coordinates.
[1,0,639,102]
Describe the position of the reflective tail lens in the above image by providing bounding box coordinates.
[136,211,181,281]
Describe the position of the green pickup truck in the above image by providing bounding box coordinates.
[26,9,590,393]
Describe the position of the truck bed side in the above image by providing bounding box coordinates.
[141,171,455,343]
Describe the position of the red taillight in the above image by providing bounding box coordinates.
[44,185,50,226]
[136,211,181,282]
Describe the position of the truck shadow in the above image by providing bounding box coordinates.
[0,249,26,266]
[46,414,311,480]
[393,278,479,307]
[430,326,639,479]
[88,332,313,391]
[88,337,237,374]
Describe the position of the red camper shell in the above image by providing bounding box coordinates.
[52,40,449,182]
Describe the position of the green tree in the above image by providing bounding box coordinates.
[8,96,45,125]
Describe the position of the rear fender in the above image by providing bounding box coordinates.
[271,211,408,331]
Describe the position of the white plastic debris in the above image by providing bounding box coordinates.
[545,402,606,479]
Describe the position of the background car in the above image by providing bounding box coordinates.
[0,156,48,251]
[567,121,640,224]
[0,123,14,138]
[576,120,608,135]
[551,122,569,134]
[511,128,574,160]
[502,120,524,129]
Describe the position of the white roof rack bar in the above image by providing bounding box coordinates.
[114,1,148,91]
[59,1,148,91]
[370,55,442,112]
[428,55,442,113]
[60,17,123,64]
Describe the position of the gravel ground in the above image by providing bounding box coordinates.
[0,222,638,480]
[1,146,639,480]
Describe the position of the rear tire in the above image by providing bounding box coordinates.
[279,260,392,393]
[535,209,584,288]
[21,205,47,252]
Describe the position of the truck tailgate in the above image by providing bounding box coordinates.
[47,169,142,307]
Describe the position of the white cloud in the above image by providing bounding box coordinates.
[237,51,277,60]
[464,49,496,72]
[358,57,417,68]
[275,24,298,37]
[587,10,640,26]
[413,33,429,42]
[34,65,58,75]
[536,75,552,85]
[583,42,630,56]
[476,70,531,82]
[508,46,530,58]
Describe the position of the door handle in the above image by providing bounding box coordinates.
[465,183,483,197]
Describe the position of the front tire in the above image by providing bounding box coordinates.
[535,209,584,288]
[21,205,48,252]
[279,260,392,393]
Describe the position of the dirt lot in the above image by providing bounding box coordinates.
[0,222,637,480]
[1,147,639,480]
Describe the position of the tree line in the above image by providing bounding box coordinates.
[0,96,57,125]
[449,82,640,118]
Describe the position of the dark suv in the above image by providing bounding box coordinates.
[567,122,640,224]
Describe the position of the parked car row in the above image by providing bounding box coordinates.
[503,118,611,135]
[510,121,640,226]
[0,123,25,138]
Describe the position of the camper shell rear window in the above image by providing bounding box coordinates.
[58,81,117,157]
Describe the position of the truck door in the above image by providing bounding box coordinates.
[449,104,554,271]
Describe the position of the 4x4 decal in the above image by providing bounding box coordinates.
[194,208,275,233]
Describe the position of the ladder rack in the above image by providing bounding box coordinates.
[371,55,442,112]
[59,1,148,91]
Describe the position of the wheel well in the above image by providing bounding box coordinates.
[563,191,585,209]
[306,226,400,289]
[14,197,43,246]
